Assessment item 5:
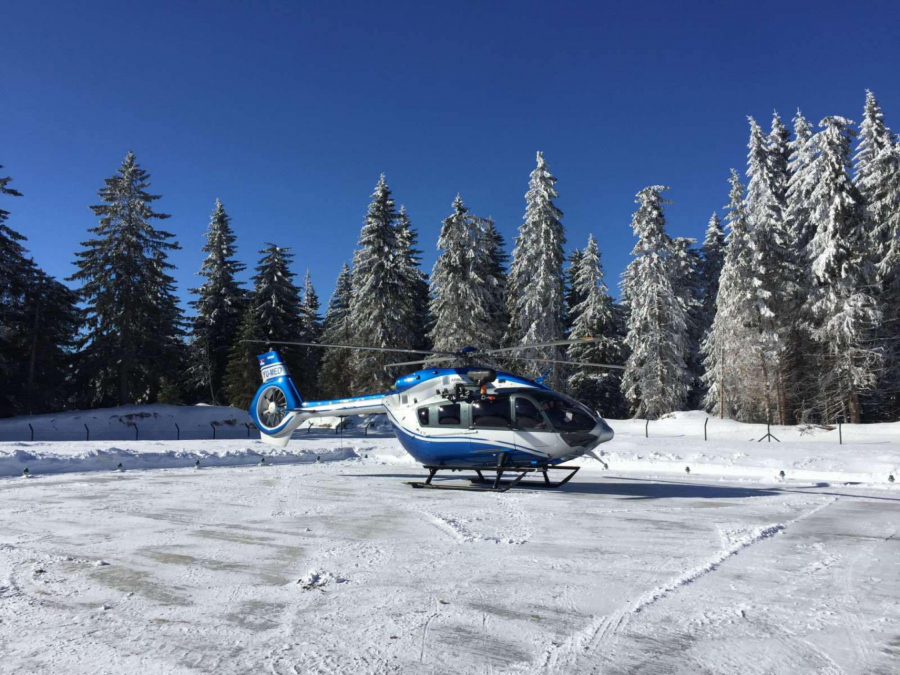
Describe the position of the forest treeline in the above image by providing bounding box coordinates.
[1,91,898,424]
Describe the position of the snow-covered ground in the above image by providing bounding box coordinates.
[2,459,898,674]
[2,407,899,672]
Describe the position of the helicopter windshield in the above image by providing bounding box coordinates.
[527,391,597,433]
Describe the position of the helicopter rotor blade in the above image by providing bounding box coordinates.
[380,358,441,369]
[513,357,626,370]
[241,340,456,357]
[381,356,626,371]
[481,337,602,356]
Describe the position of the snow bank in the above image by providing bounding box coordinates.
[0,404,255,442]
[0,440,364,478]
[580,411,899,485]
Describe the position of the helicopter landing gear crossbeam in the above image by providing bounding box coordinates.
[407,463,580,493]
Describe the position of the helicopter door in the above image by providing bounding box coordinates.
[468,394,514,461]
[511,395,555,458]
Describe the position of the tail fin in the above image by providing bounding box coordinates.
[249,350,306,447]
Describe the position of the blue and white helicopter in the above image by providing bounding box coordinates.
[247,339,622,491]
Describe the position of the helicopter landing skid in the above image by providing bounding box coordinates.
[407,464,580,493]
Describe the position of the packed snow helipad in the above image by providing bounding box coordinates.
[2,454,899,674]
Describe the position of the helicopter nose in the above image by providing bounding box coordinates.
[595,418,614,443]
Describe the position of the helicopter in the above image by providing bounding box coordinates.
[246,339,623,492]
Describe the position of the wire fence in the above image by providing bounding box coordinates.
[628,417,894,445]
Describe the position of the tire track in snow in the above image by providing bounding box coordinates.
[538,497,837,672]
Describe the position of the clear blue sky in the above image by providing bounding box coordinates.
[2,0,898,310]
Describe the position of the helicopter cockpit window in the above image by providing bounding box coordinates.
[531,392,596,432]
[417,407,430,426]
[471,395,511,428]
[437,403,461,426]
[514,397,549,430]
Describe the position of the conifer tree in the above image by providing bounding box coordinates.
[297,269,322,397]
[506,152,566,384]
[188,199,246,404]
[0,167,81,415]
[347,175,415,393]
[70,152,184,406]
[224,304,263,409]
[745,116,799,423]
[429,196,503,353]
[698,213,725,338]
[702,171,768,420]
[620,186,690,418]
[872,143,900,417]
[671,236,703,408]
[481,219,509,342]
[318,263,354,398]
[567,235,626,416]
[0,165,28,414]
[18,270,82,414]
[785,110,821,253]
[564,248,585,333]
[253,243,304,376]
[802,116,882,423]
[396,206,431,350]
[854,91,896,267]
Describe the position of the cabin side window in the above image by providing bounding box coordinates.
[417,407,430,426]
[471,395,512,428]
[437,403,462,426]
[513,396,552,431]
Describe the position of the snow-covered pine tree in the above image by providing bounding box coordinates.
[854,91,896,269]
[698,213,725,341]
[396,205,431,350]
[671,236,703,408]
[620,185,691,419]
[785,110,821,253]
[253,243,304,376]
[480,218,509,345]
[0,165,28,415]
[505,152,566,385]
[347,175,415,393]
[223,304,263,409]
[564,248,585,334]
[802,116,882,423]
[69,152,184,406]
[0,167,81,415]
[702,170,769,420]
[187,199,246,404]
[318,263,354,398]
[745,116,799,423]
[429,195,501,354]
[297,269,322,397]
[872,143,900,417]
[567,235,626,417]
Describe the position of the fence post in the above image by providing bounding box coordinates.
[175,423,180,441]
[704,418,708,441]
[245,423,251,438]
[133,423,139,441]
[28,423,34,442]
[838,421,842,445]
[85,424,90,441]
[210,423,216,440]
[645,419,649,438]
